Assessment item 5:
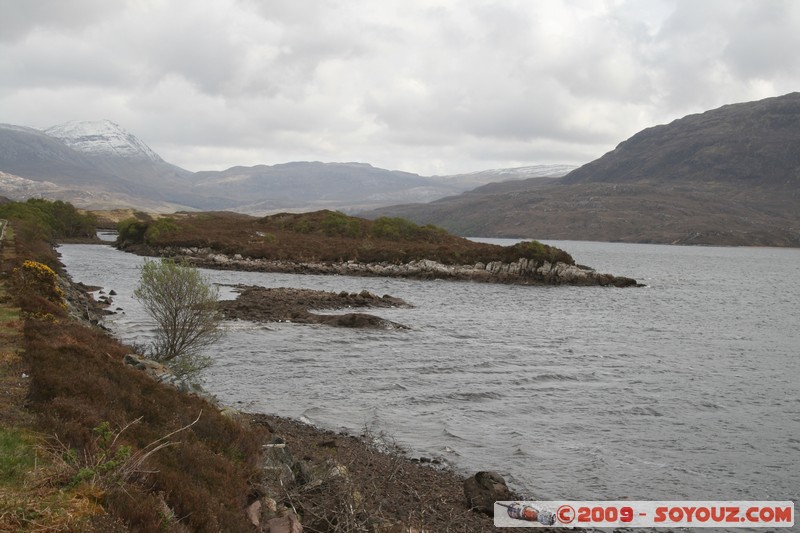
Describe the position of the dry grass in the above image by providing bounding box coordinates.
[1,219,267,532]
[22,317,265,531]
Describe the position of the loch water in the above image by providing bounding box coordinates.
[58,240,799,513]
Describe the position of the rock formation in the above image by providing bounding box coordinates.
[163,247,642,287]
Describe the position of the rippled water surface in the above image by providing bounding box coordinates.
[58,240,800,508]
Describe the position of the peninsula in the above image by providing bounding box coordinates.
[115,210,642,287]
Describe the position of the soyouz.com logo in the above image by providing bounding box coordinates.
[494,501,795,528]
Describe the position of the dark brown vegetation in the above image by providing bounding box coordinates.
[219,286,412,329]
[116,209,575,265]
[23,310,264,531]
[1,211,266,532]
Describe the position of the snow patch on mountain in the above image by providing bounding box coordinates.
[44,120,163,162]
[0,171,60,194]
[460,164,578,179]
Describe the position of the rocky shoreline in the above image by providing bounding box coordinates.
[246,413,526,532]
[57,272,547,531]
[150,246,644,287]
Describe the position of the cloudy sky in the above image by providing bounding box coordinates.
[1,0,798,175]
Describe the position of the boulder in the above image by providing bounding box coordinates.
[266,512,303,533]
[245,499,261,528]
[463,471,514,516]
[123,353,171,380]
[261,437,296,494]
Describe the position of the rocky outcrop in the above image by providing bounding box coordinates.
[218,287,412,329]
[463,471,515,516]
[58,277,115,325]
[159,247,642,287]
[122,353,214,397]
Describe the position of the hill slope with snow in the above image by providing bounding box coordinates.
[45,120,164,162]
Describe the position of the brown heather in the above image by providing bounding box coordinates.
[2,216,265,532]
[22,317,265,532]
[117,209,575,266]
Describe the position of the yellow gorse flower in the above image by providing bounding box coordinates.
[13,260,67,308]
[21,260,57,277]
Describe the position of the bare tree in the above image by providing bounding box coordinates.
[134,258,223,381]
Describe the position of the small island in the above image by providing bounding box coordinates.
[114,210,642,287]
[219,286,412,329]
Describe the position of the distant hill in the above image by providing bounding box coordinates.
[0,121,573,214]
[363,93,800,247]
[435,164,576,189]
[0,122,199,211]
[563,93,800,188]
[191,161,462,213]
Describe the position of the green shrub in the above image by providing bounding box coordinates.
[117,218,149,245]
[509,240,575,265]
[322,211,362,237]
[10,260,67,311]
[134,259,222,382]
[294,219,313,234]
[144,218,179,244]
[0,199,96,240]
[369,217,447,242]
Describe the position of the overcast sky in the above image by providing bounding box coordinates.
[1,0,798,175]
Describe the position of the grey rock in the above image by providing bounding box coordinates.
[463,471,514,516]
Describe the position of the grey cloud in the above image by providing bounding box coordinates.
[1,0,799,175]
[136,18,245,96]
[643,0,800,112]
[0,33,130,90]
[722,1,800,79]
[0,0,117,42]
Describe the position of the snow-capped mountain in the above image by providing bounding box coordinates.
[45,120,163,162]
[1,119,583,214]
[0,123,104,184]
[0,121,204,211]
[44,120,202,206]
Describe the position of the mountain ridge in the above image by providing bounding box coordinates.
[3,92,798,246]
[362,93,800,247]
[0,121,574,213]
[563,92,800,187]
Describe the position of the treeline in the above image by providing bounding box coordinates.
[0,198,97,241]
